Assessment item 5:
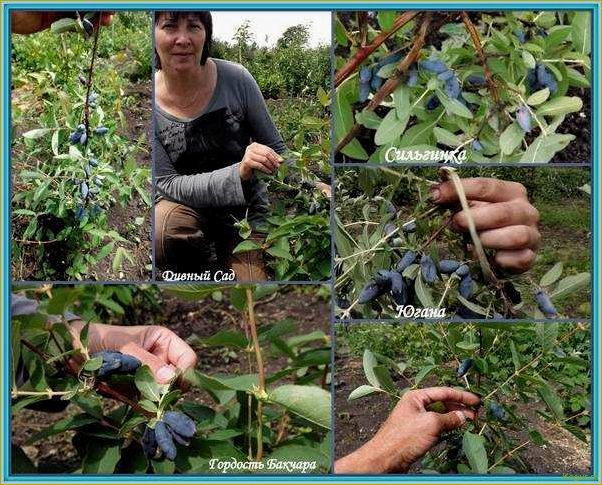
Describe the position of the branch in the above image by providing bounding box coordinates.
[461,12,500,106]
[334,11,418,87]
[246,288,265,461]
[83,12,102,149]
[335,13,432,155]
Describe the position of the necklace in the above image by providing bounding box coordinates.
[157,68,210,111]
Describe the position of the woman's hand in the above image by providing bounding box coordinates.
[69,322,197,384]
[429,178,540,273]
[239,142,282,181]
[335,387,480,474]
[12,12,114,35]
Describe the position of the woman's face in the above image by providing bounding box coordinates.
[155,14,206,72]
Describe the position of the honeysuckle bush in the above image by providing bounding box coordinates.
[232,91,332,281]
[334,11,591,163]
[334,167,591,320]
[339,322,591,474]
[11,285,331,474]
[11,12,151,280]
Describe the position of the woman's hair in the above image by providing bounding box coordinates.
[154,11,213,69]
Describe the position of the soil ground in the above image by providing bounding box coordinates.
[334,351,591,475]
[12,287,330,472]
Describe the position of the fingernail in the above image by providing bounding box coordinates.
[455,410,467,424]
[428,185,441,203]
[157,365,176,382]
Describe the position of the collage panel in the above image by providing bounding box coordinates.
[334,322,592,475]
[152,11,332,283]
[10,11,153,281]
[10,284,332,474]
[334,166,591,320]
[333,10,591,164]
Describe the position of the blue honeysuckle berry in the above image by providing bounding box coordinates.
[396,251,418,273]
[535,289,558,318]
[407,67,418,87]
[437,69,454,82]
[94,126,109,135]
[359,81,371,102]
[426,95,440,110]
[466,74,486,86]
[514,28,526,43]
[472,139,483,151]
[421,57,448,74]
[444,76,461,99]
[516,105,532,133]
[358,281,383,304]
[370,74,384,91]
[359,66,372,83]
[457,358,474,377]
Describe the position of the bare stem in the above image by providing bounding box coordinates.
[246,288,265,461]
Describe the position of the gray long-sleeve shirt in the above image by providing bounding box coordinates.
[155,59,286,226]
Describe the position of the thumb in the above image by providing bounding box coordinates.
[120,342,176,384]
[437,410,467,432]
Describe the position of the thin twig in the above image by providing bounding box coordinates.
[461,12,500,106]
[246,288,265,461]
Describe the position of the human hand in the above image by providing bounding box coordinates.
[12,11,114,35]
[334,387,480,474]
[239,142,282,181]
[69,322,197,384]
[429,178,540,273]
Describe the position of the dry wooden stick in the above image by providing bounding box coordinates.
[334,11,418,87]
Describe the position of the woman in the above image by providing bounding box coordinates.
[154,11,284,281]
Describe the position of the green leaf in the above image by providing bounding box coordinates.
[550,273,590,299]
[134,365,166,403]
[118,415,147,437]
[540,262,563,287]
[433,127,461,147]
[50,17,78,33]
[348,385,380,400]
[520,133,574,163]
[536,96,583,117]
[375,109,406,145]
[522,50,536,69]
[456,341,480,351]
[536,322,558,351]
[377,11,396,31]
[414,364,436,385]
[232,239,262,254]
[362,349,380,388]
[415,273,435,308]
[82,441,121,474]
[499,122,524,155]
[22,128,52,139]
[509,340,521,372]
[335,86,369,160]
[537,382,565,420]
[72,393,104,420]
[202,329,248,349]
[527,87,550,106]
[462,431,488,473]
[268,385,331,429]
[26,414,97,444]
[571,12,591,56]
[437,90,474,119]
[83,356,103,371]
[356,109,382,130]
